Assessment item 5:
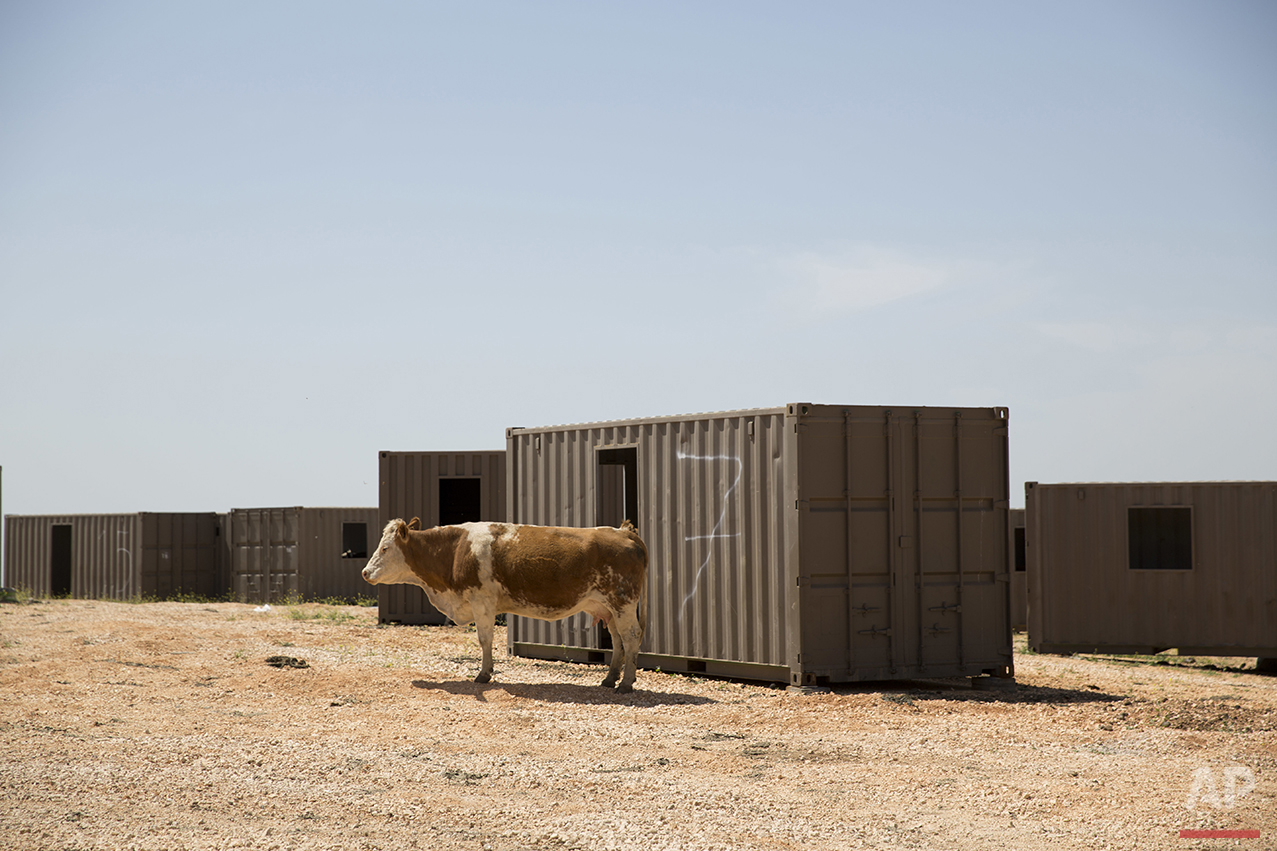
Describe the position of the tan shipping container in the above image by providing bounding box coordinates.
[1026,481,1277,656]
[506,404,1013,686]
[3,513,223,600]
[377,451,506,624]
[226,507,379,604]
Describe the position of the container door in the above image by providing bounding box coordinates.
[792,409,898,682]
[793,406,1011,683]
[905,409,1011,677]
[50,524,72,597]
[591,447,640,650]
[231,509,300,603]
[270,510,300,602]
[141,514,219,600]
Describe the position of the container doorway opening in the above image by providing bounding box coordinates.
[439,478,483,526]
[596,448,638,530]
[596,447,639,651]
[50,524,72,597]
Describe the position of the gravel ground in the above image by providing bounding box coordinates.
[1,599,1274,850]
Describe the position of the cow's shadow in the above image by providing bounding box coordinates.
[410,679,715,707]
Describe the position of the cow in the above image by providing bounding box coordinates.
[361,518,648,693]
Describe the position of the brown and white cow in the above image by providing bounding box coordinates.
[361,518,648,692]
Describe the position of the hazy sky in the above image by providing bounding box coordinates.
[2,1,1274,520]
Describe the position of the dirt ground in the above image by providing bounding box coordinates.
[1,599,1274,851]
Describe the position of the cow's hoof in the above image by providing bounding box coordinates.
[600,676,618,689]
[615,683,634,694]
[474,672,491,684]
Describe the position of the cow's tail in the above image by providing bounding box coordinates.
[639,571,648,637]
[621,520,649,636]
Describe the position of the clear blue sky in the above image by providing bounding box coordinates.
[2,0,1274,519]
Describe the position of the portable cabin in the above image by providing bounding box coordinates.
[3,512,223,600]
[506,404,1014,686]
[377,451,506,624]
[225,507,379,604]
[1026,481,1277,657]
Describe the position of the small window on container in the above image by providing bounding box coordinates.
[439,478,483,526]
[1128,507,1193,571]
[341,522,368,559]
[1013,526,1026,572]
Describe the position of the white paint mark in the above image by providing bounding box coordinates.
[677,449,743,617]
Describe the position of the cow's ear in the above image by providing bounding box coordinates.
[408,517,421,530]
[396,520,411,541]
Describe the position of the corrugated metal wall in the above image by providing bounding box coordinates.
[228,508,300,603]
[4,513,222,600]
[297,508,382,602]
[140,513,223,599]
[506,404,1012,685]
[377,451,506,624]
[1027,482,1277,656]
[508,409,792,673]
[228,507,380,603]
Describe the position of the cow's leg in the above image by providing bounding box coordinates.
[474,611,496,684]
[601,620,623,689]
[611,608,643,693]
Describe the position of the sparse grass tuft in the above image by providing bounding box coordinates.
[1,586,34,604]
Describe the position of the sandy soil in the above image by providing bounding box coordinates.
[1,599,1274,850]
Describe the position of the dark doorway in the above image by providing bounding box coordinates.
[596,447,639,530]
[50,524,72,597]
[439,478,483,526]
[341,522,368,559]
[1013,526,1026,572]
[595,447,639,652]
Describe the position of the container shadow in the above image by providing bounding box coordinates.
[410,679,716,707]
[838,679,1125,706]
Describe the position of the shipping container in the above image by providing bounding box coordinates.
[1009,508,1027,630]
[505,404,1013,686]
[1026,482,1277,657]
[226,507,380,604]
[3,513,223,600]
[377,451,506,624]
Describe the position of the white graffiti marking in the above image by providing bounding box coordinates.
[677,449,743,616]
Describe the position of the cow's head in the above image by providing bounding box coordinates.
[361,517,422,585]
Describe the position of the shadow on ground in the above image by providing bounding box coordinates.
[411,679,716,707]
[813,678,1124,706]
